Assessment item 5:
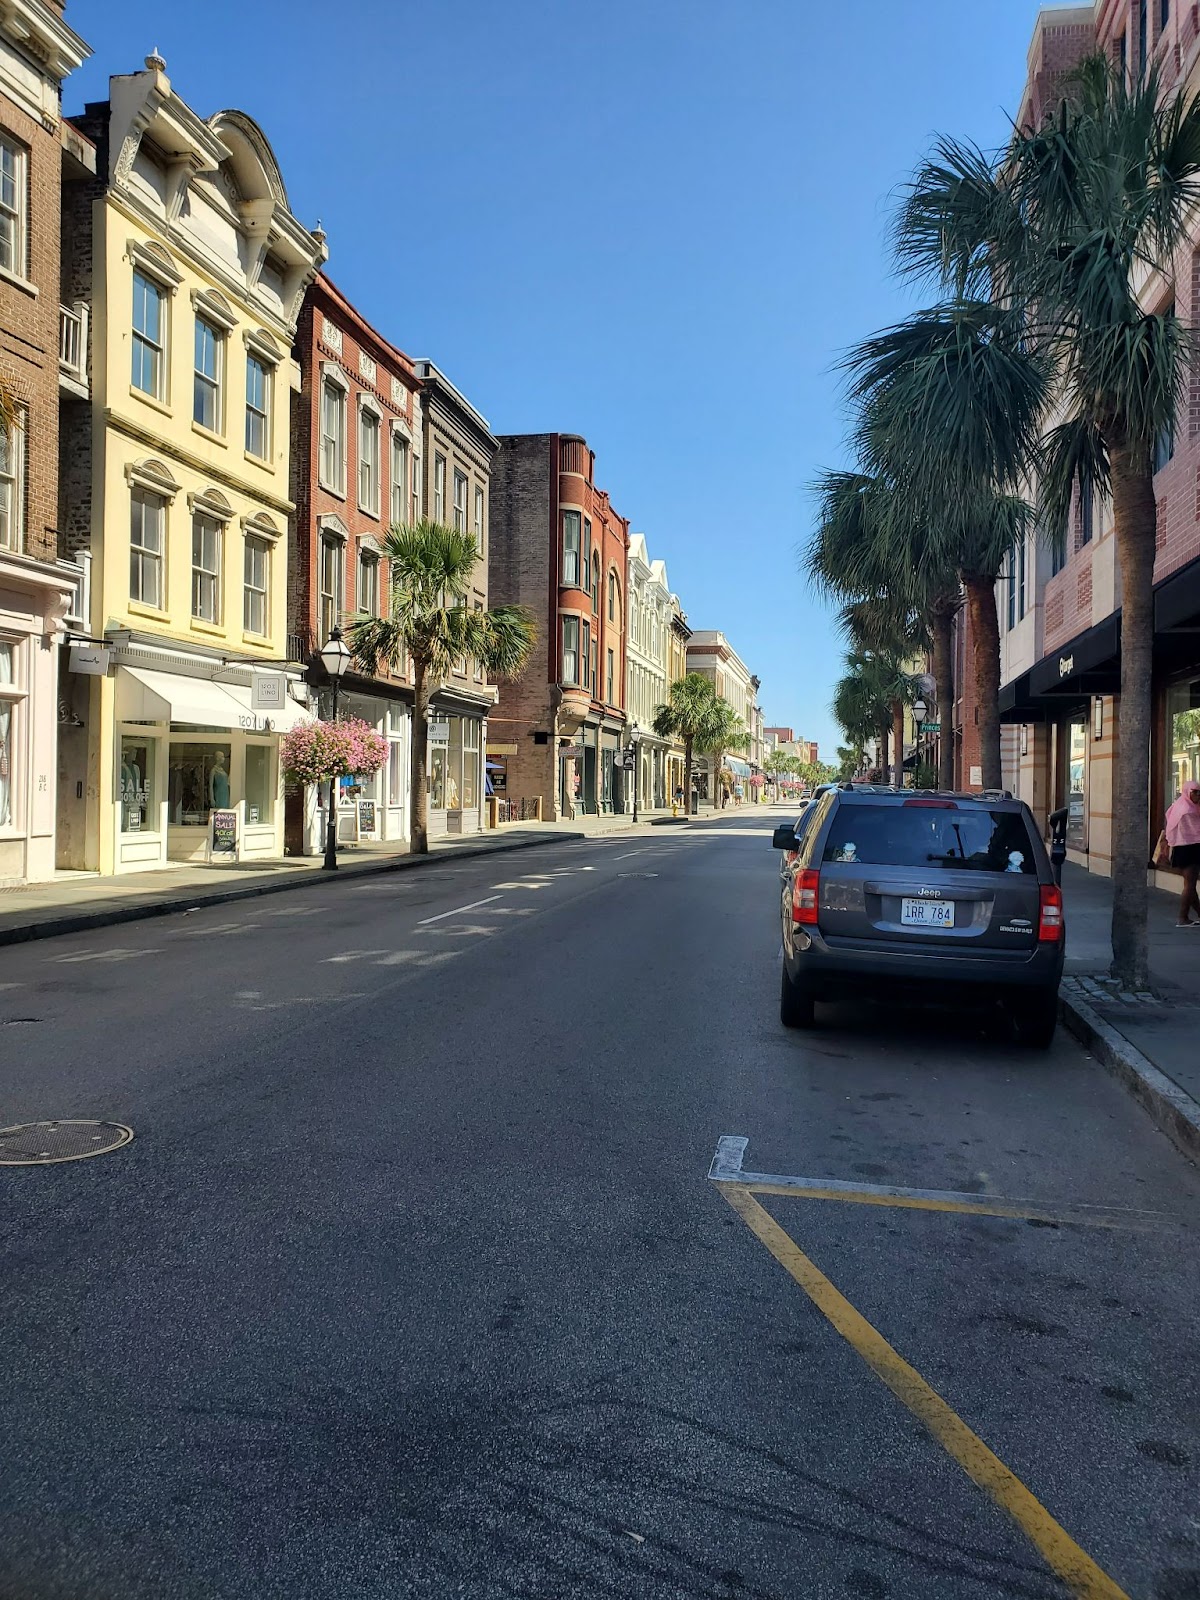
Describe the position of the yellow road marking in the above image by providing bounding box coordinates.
[743,1182,1138,1229]
[719,1184,1131,1600]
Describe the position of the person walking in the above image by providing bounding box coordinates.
[1165,779,1200,927]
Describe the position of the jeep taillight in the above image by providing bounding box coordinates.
[792,868,820,925]
[1038,884,1064,942]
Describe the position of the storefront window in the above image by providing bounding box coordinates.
[120,734,155,833]
[388,737,404,807]
[430,744,447,810]
[168,739,232,826]
[448,718,463,809]
[1166,676,1200,799]
[244,743,273,825]
[0,640,16,829]
[1066,716,1087,851]
[462,720,479,809]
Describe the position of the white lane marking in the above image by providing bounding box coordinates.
[54,948,159,964]
[325,949,390,963]
[0,982,24,991]
[490,881,549,891]
[481,907,536,916]
[179,922,261,936]
[417,895,502,925]
[376,951,421,965]
[613,851,646,861]
[262,906,322,916]
[418,923,498,938]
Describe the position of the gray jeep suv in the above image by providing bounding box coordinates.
[772,787,1065,1047]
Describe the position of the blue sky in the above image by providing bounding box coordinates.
[69,0,1047,757]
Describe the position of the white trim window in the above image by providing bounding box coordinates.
[245,353,271,459]
[130,487,166,608]
[391,431,408,525]
[358,405,381,514]
[0,410,24,552]
[243,535,270,636]
[319,533,345,643]
[473,599,484,683]
[412,455,421,523]
[0,136,26,279]
[358,547,380,616]
[0,637,21,829]
[562,511,581,587]
[453,468,468,532]
[194,317,222,431]
[562,615,580,685]
[474,484,485,555]
[434,453,446,521]
[320,378,347,493]
[191,512,222,623]
[132,270,167,399]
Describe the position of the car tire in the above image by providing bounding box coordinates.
[1014,991,1059,1050]
[780,963,816,1030]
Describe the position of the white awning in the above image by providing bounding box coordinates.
[116,665,313,733]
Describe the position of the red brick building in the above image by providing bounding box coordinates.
[488,433,630,817]
[288,273,422,851]
[0,0,89,882]
[954,2,1200,889]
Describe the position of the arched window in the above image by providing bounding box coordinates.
[591,551,600,612]
[608,571,621,625]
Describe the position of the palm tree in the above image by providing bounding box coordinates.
[652,673,719,814]
[808,469,961,788]
[895,55,1200,985]
[700,698,751,808]
[842,311,1045,791]
[839,596,928,789]
[832,650,918,782]
[347,521,536,854]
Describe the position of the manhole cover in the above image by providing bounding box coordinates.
[0,1120,133,1166]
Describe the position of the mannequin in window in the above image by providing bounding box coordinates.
[209,750,230,810]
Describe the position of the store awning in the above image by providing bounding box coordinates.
[1028,616,1121,698]
[727,757,752,777]
[116,666,313,732]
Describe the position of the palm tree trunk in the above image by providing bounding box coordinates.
[1109,443,1155,990]
[684,734,694,814]
[879,719,890,782]
[931,603,955,791]
[410,659,431,855]
[963,571,1002,791]
[892,699,905,788]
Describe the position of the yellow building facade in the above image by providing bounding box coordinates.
[59,55,325,873]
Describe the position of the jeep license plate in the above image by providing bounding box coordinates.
[901,897,955,928]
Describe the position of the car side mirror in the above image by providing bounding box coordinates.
[771,825,796,850]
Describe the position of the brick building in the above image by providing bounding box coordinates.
[487,433,629,818]
[288,273,422,853]
[957,1,1200,889]
[0,0,89,882]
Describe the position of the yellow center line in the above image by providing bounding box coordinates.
[719,1183,1131,1600]
[743,1182,1139,1229]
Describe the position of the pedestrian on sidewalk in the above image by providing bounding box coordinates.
[1164,779,1200,927]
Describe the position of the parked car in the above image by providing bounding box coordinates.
[771,787,1065,1046]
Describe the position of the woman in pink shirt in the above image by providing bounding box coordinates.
[1165,779,1200,927]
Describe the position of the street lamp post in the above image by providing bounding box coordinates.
[320,626,351,871]
[911,697,927,790]
[630,721,641,824]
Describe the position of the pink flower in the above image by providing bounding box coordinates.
[280,717,388,784]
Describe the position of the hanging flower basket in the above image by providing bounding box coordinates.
[280,717,387,785]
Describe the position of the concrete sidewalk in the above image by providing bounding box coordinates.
[1059,862,1200,1159]
[0,811,654,948]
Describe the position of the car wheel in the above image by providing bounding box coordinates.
[780,962,816,1030]
[1013,991,1059,1049]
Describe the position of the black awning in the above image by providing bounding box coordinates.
[997,672,1044,723]
[1028,615,1121,698]
[1155,552,1200,633]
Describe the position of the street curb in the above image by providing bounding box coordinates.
[1059,992,1200,1163]
[0,830,610,950]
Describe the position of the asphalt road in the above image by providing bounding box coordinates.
[3,810,1199,1600]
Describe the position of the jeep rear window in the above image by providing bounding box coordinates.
[821,805,1036,873]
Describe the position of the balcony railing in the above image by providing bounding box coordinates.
[59,303,88,393]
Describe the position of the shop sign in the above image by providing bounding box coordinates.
[358,799,377,833]
[1058,654,1075,680]
[250,671,286,711]
[919,722,940,733]
[210,809,238,856]
[487,743,518,756]
[69,644,110,676]
[429,719,451,743]
[969,765,983,787]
